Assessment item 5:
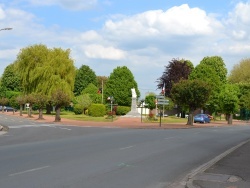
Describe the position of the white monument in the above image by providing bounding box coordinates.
[123,88,141,117]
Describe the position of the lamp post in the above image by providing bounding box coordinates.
[107,96,114,122]
[0,28,12,31]
[140,99,145,123]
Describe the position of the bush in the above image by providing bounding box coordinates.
[73,104,84,115]
[88,104,106,117]
[116,106,131,115]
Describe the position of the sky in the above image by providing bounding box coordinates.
[0,0,250,98]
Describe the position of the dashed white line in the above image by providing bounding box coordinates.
[9,166,50,176]
[120,145,134,150]
[59,127,71,130]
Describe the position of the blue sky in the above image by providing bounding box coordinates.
[0,0,250,97]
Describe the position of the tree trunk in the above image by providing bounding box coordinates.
[46,104,52,114]
[19,105,23,116]
[28,106,33,118]
[54,106,61,122]
[187,113,194,126]
[227,114,233,125]
[38,109,44,120]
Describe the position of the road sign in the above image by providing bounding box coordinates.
[156,95,164,99]
[157,99,169,105]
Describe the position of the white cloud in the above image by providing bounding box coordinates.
[233,2,250,24]
[104,4,223,38]
[84,44,126,60]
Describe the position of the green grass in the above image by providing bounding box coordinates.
[144,116,188,123]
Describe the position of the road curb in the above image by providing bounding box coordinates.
[185,139,250,188]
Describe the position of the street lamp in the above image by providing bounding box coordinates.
[0,28,12,31]
[140,99,145,123]
[107,96,114,122]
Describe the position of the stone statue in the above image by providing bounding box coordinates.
[131,88,137,98]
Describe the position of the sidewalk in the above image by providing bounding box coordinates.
[187,139,250,188]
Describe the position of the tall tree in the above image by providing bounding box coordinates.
[15,44,75,120]
[82,83,102,104]
[171,79,212,125]
[74,65,97,96]
[105,66,140,106]
[199,56,227,84]
[157,58,194,97]
[228,58,250,84]
[219,84,239,124]
[0,63,21,92]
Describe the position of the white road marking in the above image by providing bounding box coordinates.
[9,166,50,176]
[59,127,71,130]
[120,145,134,150]
[164,137,178,140]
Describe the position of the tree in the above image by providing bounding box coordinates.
[189,62,222,115]
[219,84,239,124]
[74,65,97,96]
[82,83,102,104]
[145,94,156,111]
[0,97,9,113]
[0,63,21,92]
[73,94,92,114]
[16,95,26,116]
[51,89,71,122]
[25,93,36,117]
[34,93,48,120]
[15,44,75,97]
[157,58,194,97]
[228,58,250,84]
[105,66,140,106]
[171,79,212,125]
[199,56,227,84]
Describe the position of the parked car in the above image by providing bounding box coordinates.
[194,114,210,123]
[0,106,17,112]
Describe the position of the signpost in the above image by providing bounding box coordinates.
[156,98,169,127]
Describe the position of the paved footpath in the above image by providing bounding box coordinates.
[1,112,250,188]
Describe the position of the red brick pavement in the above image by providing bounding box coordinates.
[4,111,250,129]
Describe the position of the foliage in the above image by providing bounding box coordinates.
[157,58,194,97]
[171,79,212,125]
[116,106,131,115]
[15,44,75,99]
[73,94,92,114]
[219,84,239,114]
[88,104,106,117]
[0,97,9,112]
[145,94,156,111]
[105,66,140,106]
[82,83,102,103]
[74,65,97,96]
[73,104,84,115]
[0,63,21,91]
[228,58,250,84]
[199,56,227,84]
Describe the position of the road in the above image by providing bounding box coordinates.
[1,114,250,188]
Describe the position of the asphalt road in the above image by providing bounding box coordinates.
[1,114,250,188]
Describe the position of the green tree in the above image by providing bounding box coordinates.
[219,84,239,124]
[74,65,97,96]
[105,66,140,106]
[34,93,48,120]
[16,95,26,116]
[73,94,92,114]
[145,94,156,111]
[0,97,9,113]
[189,62,222,115]
[171,79,212,125]
[0,63,21,92]
[228,58,250,84]
[51,89,71,122]
[82,83,102,103]
[15,44,75,97]
[157,58,194,97]
[199,56,227,84]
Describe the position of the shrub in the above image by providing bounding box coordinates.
[116,106,131,115]
[73,104,84,115]
[88,104,106,117]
